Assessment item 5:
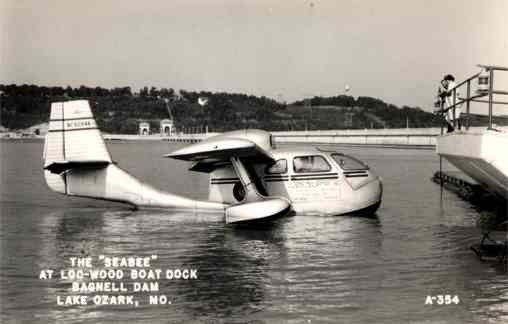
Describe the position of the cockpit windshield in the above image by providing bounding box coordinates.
[293,155,331,173]
[331,153,369,170]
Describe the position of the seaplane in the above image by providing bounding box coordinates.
[43,100,382,224]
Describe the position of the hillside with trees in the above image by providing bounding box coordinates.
[0,83,479,134]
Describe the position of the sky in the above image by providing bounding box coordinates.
[1,0,507,111]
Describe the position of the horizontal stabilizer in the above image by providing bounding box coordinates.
[44,160,111,174]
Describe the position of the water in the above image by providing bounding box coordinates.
[1,139,507,323]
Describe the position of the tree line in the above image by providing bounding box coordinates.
[1,84,445,133]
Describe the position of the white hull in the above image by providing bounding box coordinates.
[289,178,382,215]
[208,148,383,216]
[437,130,508,199]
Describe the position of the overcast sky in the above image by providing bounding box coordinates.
[1,0,507,110]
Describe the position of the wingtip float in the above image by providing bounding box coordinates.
[43,100,382,225]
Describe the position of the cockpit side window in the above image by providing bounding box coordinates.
[331,153,369,170]
[293,155,332,173]
[265,159,287,174]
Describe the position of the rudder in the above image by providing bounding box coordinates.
[43,100,112,194]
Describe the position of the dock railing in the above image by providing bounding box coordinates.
[437,65,508,134]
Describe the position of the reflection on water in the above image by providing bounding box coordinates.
[1,140,507,323]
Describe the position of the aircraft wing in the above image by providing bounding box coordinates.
[164,136,275,162]
[164,131,292,224]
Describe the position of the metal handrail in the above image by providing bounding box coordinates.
[436,65,508,132]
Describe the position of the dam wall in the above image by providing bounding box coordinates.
[271,128,442,148]
[100,127,500,148]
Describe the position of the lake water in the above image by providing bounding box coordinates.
[1,139,507,324]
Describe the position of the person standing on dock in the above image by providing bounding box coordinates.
[438,74,461,132]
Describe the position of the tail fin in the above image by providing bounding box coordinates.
[43,100,112,193]
[43,100,225,212]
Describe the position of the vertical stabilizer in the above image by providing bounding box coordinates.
[43,100,112,193]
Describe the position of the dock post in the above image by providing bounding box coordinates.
[453,88,457,129]
[488,68,494,130]
[466,80,470,130]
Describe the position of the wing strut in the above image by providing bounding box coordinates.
[230,157,264,202]
[225,157,291,224]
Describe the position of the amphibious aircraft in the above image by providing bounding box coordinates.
[43,100,382,224]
